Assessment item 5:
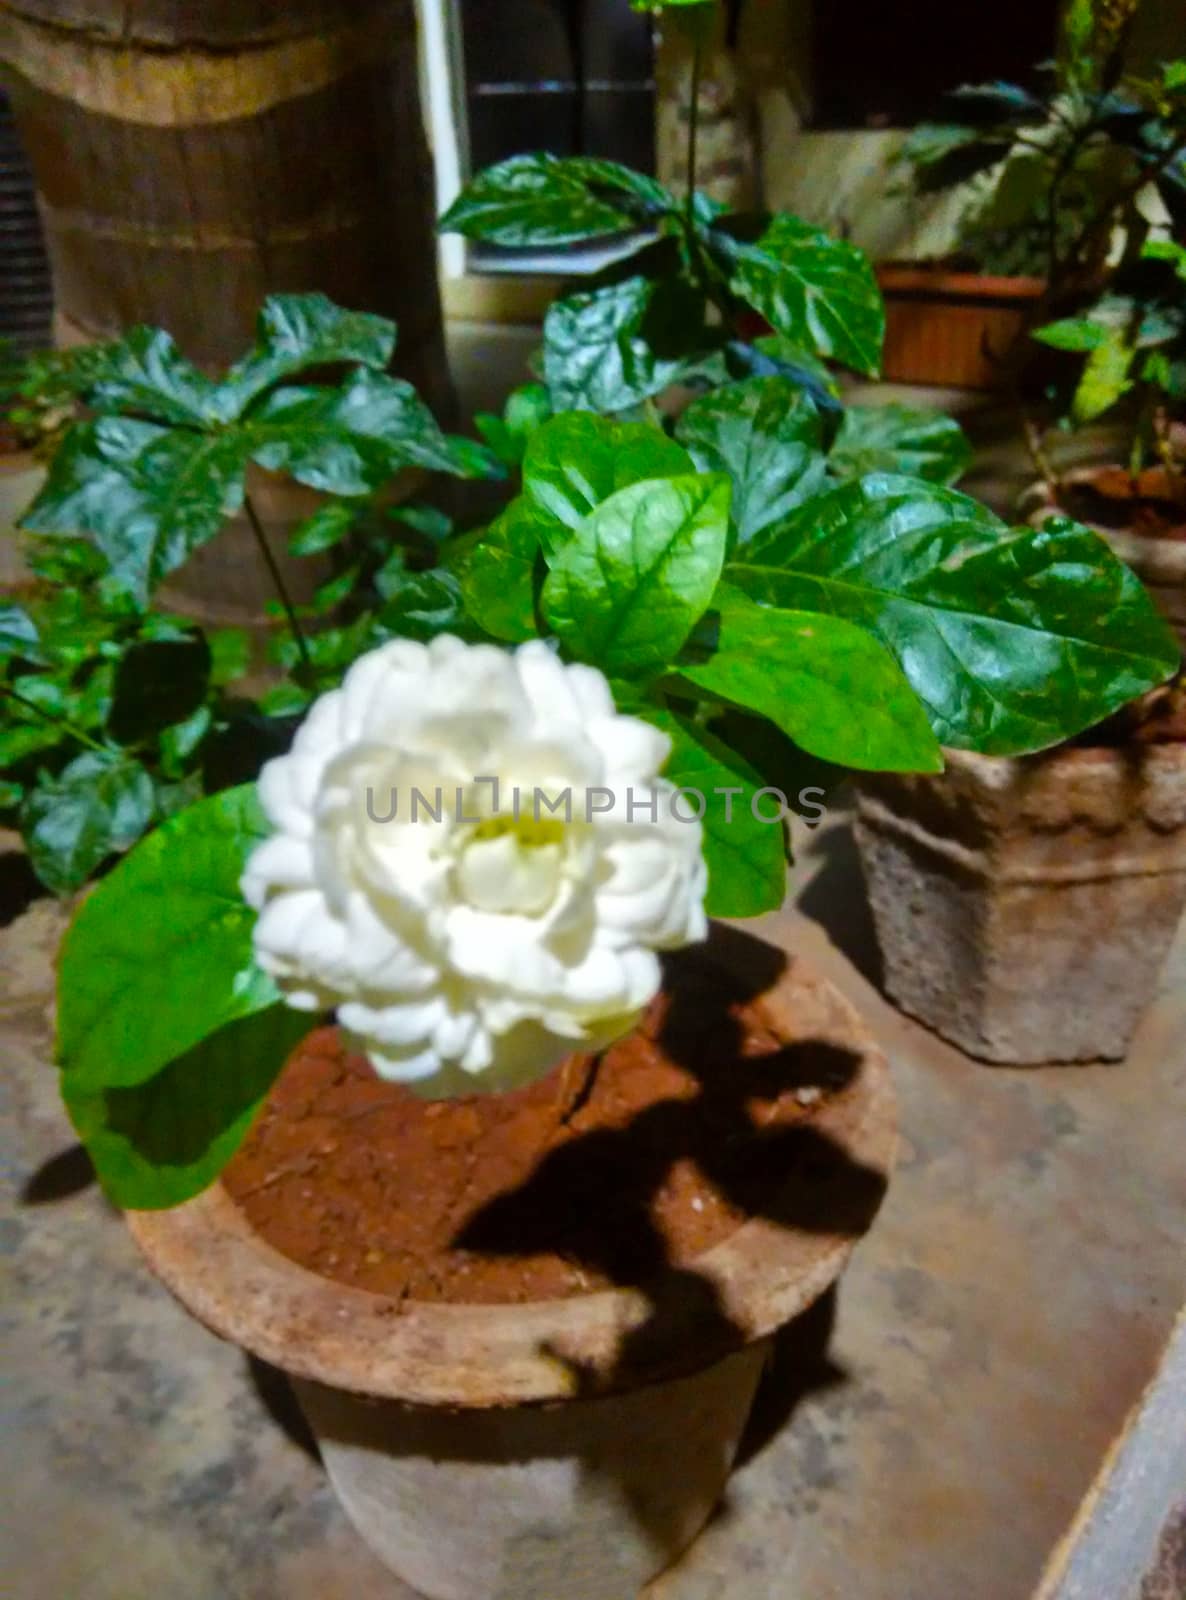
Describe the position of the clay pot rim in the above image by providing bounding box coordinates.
[875,263,1046,300]
[938,742,1186,782]
[129,948,896,1409]
[1020,467,1186,552]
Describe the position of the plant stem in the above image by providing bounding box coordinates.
[242,492,313,682]
[686,32,703,226]
[2,684,109,754]
[1022,412,1060,500]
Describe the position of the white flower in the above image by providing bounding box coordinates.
[242,636,708,1096]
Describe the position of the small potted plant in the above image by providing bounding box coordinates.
[855,240,1186,1062]
[885,5,1184,388]
[1023,236,1185,647]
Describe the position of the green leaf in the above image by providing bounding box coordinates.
[109,632,211,745]
[647,707,788,917]
[542,473,731,679]
[62,1004,313,1210]
[0,718,63,770]
[675,377,828,545]
[475,381,554,466]
[220,293,397,414]
[249,368,478,488]
[1032,317,1108,352]
[460,414,695,642]
[388,503,455,544]
[208,627,250,686]
[829,405,972,486]
[311,564,359,614]
[439,153,641,245]
[81,326,223,426]
[721,215,885,377]
[23,751,155,894]
[0,603,41,663]
[458,499,544,643]
[56,785,280,1089]
[21,416,249,601]
[159,704,213,776]
[379,567,470,641]
[730,476,1180,754]
[678,585,943,772]
[1071,328,1136,423]
[543,276,709,413]
[524,412,695,537]
[288,500,360,556]
[258,681,313,717]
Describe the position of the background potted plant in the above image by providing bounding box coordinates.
[1,294,499,895]
[884,3,1184,388]
[1023,235,1185,646]
[854,236,1185,1063]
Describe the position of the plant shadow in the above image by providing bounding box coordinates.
[438,922,886,1568]
[21,1143,96,1204]
[797,820,885,991]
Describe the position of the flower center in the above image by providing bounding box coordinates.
[454,811,567,916]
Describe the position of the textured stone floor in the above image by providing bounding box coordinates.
[3,806,1183,1600]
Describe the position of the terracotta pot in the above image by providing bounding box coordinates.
[129,950,895,1600]
[875,264,1045,390]
[855,744,1186,1064]
[1022,468,1186,653]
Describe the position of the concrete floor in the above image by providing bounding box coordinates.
[3,805,1183,1600]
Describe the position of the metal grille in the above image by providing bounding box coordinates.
[0,88,53,355]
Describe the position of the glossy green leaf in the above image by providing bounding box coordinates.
[730,475,1180,754]
[1032,317,1108,352]
[475,381,554,465]
[680,586,943,771]
[647,707,788,917]
[675,377,828,545]
[524,412,695,537]
[288,500,360,556]
[56,784,280,1089]
[1070,328,1136,422]
[0,603,41,662]
[439,153,640,246]
[158,704,213,776]
[829,405,972,486]
[63,1004,313,1209]
[543,276,708,413]
[461,414,695,641]
[21,417,250,601]
[379,566,471,641]
[23,751,156,895]
[542,473,730,678]
[220,293,396,414]
[458,499,543,643]
[208,627,250,686]
[249,368,483,488]
[109,632,211,745]
[722,215,884,377]
[82,326,223,426]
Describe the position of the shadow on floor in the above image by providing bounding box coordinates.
[0,847,42,928]
[734,1287,847,1469]
[21,1142,96,1204]
[797,821,885,992]
[248,1355,321,1464]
